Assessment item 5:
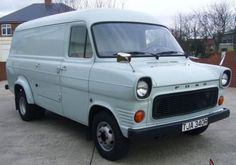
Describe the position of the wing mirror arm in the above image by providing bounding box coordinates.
[117,52,135,72]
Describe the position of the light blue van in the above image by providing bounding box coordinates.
[6,9,231,160]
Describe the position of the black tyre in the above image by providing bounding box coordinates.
[16,89,35,121]
[92,112,129,161]
[185,126,208,135]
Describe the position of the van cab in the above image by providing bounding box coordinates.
[6,9,231,160]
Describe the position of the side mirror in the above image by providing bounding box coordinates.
[117,52,131,63]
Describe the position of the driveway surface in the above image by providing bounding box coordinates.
[0,81,235,165]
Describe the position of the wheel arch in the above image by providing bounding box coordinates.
[88,104,117,128]
[14,76,35,104]
[88,104,124,138]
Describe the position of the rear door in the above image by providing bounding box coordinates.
[60,23,94,124]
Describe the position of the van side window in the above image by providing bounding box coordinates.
[69,25,93,58]
[10,24,66,57]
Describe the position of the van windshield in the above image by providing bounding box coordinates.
[92,23,184,57]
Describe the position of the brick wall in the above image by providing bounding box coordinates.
[192,53,236,87]
[223,53,236,87]
[0,62,6,81]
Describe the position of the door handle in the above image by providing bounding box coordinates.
[56,66,61,73]
[56,66,67,73]
[35,63,40,69]
[61,65,67,71]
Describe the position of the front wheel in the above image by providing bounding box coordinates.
[92,112,129,161]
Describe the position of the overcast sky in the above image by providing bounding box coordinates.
[0,0,235,26]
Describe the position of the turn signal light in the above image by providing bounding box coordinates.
[218,96,224,105]
[134,110,145,123]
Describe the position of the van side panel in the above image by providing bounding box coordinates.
[9,24,67,115]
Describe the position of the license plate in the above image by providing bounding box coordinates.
[182,118,208,132]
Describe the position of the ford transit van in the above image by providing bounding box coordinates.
[6,9,231,160]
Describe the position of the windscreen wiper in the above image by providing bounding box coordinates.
[154,51,188,59]
[114,51,188,60]
[113,51,154,56]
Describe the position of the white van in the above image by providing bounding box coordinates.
[6,9,231,160]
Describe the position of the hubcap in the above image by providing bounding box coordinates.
[96,121,115,151]
[19,97,26,115]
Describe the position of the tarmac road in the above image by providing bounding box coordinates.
[0,81,235,165]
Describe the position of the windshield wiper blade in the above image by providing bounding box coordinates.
[154,51,188,59]
[113,51,188,60]
[155,51,184,55]
[114,51,153,56]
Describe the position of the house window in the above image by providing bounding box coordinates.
[1,24,12,36]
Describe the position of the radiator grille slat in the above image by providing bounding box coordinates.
[152,87,218,118]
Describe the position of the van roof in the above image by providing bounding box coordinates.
[16,9,162,31]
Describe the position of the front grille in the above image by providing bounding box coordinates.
[152,87,218,118]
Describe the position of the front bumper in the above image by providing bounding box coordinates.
[128,108,230,139]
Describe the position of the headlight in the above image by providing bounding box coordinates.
[136,78,152,99]
[221,73,229,86]
[220,70,231,87]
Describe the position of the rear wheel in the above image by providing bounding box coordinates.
[16,89,35,121]
[16,89,45,121]
[92,112,129,161]
[185,126,208,135]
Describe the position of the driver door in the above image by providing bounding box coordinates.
[60,23,93,124]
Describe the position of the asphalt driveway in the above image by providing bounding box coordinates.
[0,81,235,165]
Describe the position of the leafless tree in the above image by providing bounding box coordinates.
[54,0,126,10]
[206,1,233,49]
[172,13,201,53]
[172,14,187,52]
[173,13,200,40]
[194,10,211,39]
[233,5,236,49]
[195,1,234,51]
[54,0,78,11]
[172,13,186,41]
[172,0,234,54]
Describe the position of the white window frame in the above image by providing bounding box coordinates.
[1,24,12,36]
